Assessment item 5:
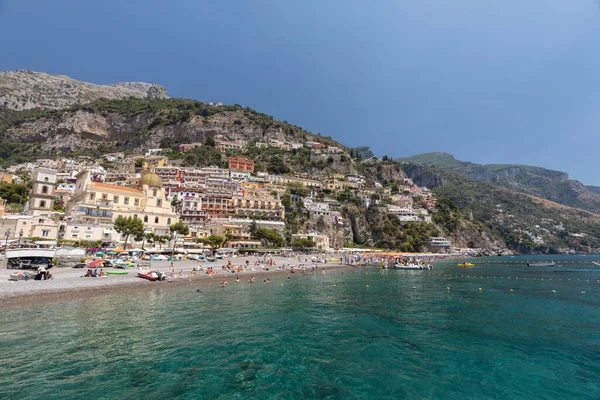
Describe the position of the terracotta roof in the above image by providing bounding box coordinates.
[91,182,143,194]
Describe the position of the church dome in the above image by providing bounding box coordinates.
[139,170,163,188]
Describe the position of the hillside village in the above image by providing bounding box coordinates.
[0,136,461,255]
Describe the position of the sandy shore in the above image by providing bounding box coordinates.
[0,256,350,305]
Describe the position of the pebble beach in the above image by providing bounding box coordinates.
[0,256,348,305]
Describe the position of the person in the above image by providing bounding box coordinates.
[221,280,228,287]
[236,276,240,282]
[249,275,255,283]
[37,265,47,280]
[99,269,106,277]
[266,278,271,284]
[92,268,98,277]
[84,269,93,277]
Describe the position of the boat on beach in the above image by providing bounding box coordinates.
[137,270,163,281]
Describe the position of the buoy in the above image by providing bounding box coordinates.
[413,286,416,290]
[552,290,556,293]
[366,285,369,287]
[447,287,450,290]
[479,288,482,291]
[509,289,514,292]
[581,291,586,294]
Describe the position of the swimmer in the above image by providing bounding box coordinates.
[249,275,255,283]
[221,280,228,287]
[236,276,240,282]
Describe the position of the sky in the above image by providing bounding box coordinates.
[1,0,600,183]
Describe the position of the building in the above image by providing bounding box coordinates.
[217,140,246,153]
[430,237,451,247]
[177,143,202,152]
[68,170,179,245]
[228,157,254,172]
[291,232,330,251]
[233,194,284,220]
[26,168,57,216]
[143,156,169,172]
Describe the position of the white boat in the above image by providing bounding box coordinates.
[393,264,424,270]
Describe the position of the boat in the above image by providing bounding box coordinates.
[393,264,424,270]
[137,270,160,281]
[457,263,475,267]
[592,261,600,266]
[526,262,555,267]
[105,270,128,275]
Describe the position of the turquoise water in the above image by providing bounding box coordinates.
[2,256,600,399]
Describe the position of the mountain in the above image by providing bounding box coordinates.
[397,152,600,214]
[401,162,600,254]
[0,70,167,111]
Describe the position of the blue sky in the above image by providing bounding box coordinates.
[1,0,600,183]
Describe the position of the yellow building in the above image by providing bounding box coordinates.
[69,170,179,244]
[143,156,170,172]
[233,194,284,220]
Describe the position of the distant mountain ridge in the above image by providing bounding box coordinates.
[0,70,168,111]
[397,152,600,214]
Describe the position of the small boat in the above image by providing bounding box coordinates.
[526,262,555,267]
[206,257,216,262]
[106,270,128,275]
[394,264,424,270]
[592,261,600,266]
[137,270,160,281]
[458,263,475,267]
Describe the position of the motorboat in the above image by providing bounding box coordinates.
[526,262,555,267]
[394,264,424,270]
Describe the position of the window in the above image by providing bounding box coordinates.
[44,177,49,182]
[144,215,148,223]
[153,189,158,197]
[134,199,140,206]
[167,218,171,225]
[89,193,95,200]
[42,185,48,194]
[40,200,46,208]
[124,197,129,205]
[133,214,138,219]
[113,195,119,204]
[154,217,159,224]
[42,230,50,237]
[157,199,162,207]
[102,194,108,200]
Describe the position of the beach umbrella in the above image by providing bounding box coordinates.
[86,259,104,268]
[96,251,104,256]
[107,251,117,255]
[113,248,125,253]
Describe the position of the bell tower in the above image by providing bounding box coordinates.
[26,168,57,216]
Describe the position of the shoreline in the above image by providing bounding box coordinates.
[0,258,354,307]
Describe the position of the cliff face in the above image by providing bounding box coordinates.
[0,70,168,111]
[3,103,337,154]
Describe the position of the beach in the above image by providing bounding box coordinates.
[0,256,348,305]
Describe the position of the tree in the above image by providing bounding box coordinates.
[114,216,145,250]
[291,238,315,250]
[249,220,258,238]
[134,158,144,169]
[255,228,285,247]
[169,221,190,253]
[197,235,224,254]
[145,233,157,249]
[156,235,169,250]
[267,156,290,174]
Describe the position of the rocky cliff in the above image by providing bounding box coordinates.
[0,70,168,111]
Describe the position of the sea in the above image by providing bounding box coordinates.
[1,255,600,399]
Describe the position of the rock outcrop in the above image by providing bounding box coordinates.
[0,70,168,111]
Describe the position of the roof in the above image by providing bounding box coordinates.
[139,170,164,188]
[91,182,143,194]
